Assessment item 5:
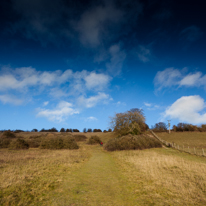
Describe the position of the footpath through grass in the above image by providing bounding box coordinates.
[49,145,138,206]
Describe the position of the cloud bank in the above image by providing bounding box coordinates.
[163,95,206,124]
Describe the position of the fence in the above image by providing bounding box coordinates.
[150,130,206,157]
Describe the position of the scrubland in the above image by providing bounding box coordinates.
[0,131,206,205]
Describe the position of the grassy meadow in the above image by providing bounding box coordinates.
[0,131,206,205]
[157,131,206,155]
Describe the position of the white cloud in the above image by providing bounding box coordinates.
[77,92,110,108]
[0,94,23,105]
[179,72,202,86]
[137,45,151,62]
[163,95,206,124]
[43,101,49,106]
[86,116,98,121]
[144,102,152,107]
[154,67,182,91]
[106,44,126,76]
[84,72,111,91]
[37,101,79,122]
[154,68,206,92]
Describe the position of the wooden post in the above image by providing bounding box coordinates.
[194,147,196,155]
[188,146,190,153]
[183,145,184,151]
[203,148,205,156]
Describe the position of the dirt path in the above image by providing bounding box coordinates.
[53,146,138,206]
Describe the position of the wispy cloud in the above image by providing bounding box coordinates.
[77,92,110,108]
[74,2,123,47]
[154,68,206,92]
[137,45,151,62]
[180,26,203,42]
[86,116,98,121]
[106,44,126,76]
[37,101,79,122]
[162,95,206,124]
[0,94,23,105]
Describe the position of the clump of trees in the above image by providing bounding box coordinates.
[151,122,167,132]
[110,108,148,136]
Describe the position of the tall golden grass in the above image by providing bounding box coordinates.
[113,148,206,205]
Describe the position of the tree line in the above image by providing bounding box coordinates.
[151,122,206,132]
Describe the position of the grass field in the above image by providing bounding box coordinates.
[1,131,206,205]
[156,132,206,155]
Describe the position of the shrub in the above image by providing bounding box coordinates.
[104,134,162,151]
[2,131,16,138]
[9,138,29,150]
[74,134,87,141]
[39,136,79,149]
[27,137,42,148]
[0,138,11,148]
[87,136,102,145]
[31,129,38,132]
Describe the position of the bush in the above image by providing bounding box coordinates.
[104,134,162,151]
[27,137,42,148]
[74,134,87,141]
[87,136,102,145]
[9,138,29,150]
[73,129,80,132]
[87,128,92,132]
[39,136,79,149]
[60,128,66,132]
[2,131,16,138]
[0,138,11,148]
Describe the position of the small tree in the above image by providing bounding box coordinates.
[31,129,38,132]
[83,128,87,133]
[87,128,92,132]
[110,108,146,136]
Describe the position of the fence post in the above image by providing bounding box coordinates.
[188,146,190,153]
[183,145,184,151]
[194,147,196,155]
[203,148,205,156]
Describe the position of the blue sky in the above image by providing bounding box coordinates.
[0,0,206,131]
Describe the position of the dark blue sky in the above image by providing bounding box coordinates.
[0,0,206,131]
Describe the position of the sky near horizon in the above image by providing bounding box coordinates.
[0,0,206,131]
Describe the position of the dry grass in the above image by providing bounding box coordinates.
[113,148,206,205]
[157,132,206,155]
[0,145,90,205]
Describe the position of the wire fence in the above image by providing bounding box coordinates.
[150,130,206,157]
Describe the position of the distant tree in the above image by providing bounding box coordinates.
[152,122,167,132]
[83,128,87,133]
[60,128,65,132]
[108,128,112,132]
[103,130,107,133]
[87,128,92,132]
[49,127,58,132]
[73,129,80,132]
[93,129,102,132]
[40,128,46,132]
[31,129,38,132]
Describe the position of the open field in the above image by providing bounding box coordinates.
[156,132,206,155]
[1,132,206,205]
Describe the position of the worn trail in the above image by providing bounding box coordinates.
[52,146,138,206]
